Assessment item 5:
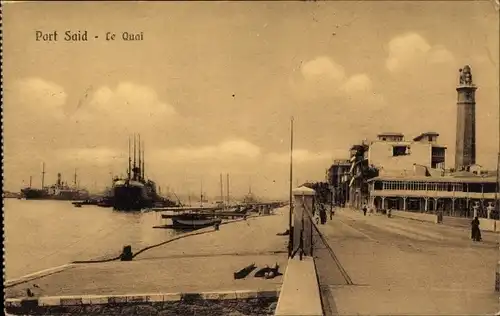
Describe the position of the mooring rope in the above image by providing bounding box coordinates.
[71,216,257,263]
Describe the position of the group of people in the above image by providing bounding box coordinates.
[318,200,484,243]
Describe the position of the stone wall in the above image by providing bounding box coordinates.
[5,298,278,316]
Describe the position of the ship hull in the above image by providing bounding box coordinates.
[21,188,89,201]
[20,188,48,200]
[171,215,221,229]
[112,184,152,211]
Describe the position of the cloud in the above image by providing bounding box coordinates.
[267,149,333,164]
[57,147,125,166]
[340,74,373,94]
[386,33,455,72]
[295,56,385,108]
[74,82,176,128]
[301,56,345,82]
[7,78,67,119]
[154,139,262,163]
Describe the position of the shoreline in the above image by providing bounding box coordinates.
[5,214,261,287]
[5,207,289,315]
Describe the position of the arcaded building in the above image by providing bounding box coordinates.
[326,65,498,217]
[367,167,497,217]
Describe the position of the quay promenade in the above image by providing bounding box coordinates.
[6,200,500,315]
[5,207,290,315]
[314,207,499,315]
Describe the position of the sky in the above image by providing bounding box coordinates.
[3,1,499,199]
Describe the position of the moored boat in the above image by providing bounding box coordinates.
[111,134,177,211]
[171,213,222,229]
[20,163,89,201]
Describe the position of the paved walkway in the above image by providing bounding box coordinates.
[5,207,290,299]
[314,208,499,315]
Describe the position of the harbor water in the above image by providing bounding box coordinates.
[4,198,178,280]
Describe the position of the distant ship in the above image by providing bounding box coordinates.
[20,163,89,201]
[111,134,177,211]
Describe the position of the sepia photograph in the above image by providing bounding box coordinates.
[2,1,499,315]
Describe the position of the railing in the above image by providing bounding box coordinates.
[290,199,315,260]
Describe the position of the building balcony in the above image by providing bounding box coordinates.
[370,189,496,199]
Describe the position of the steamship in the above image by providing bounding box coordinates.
[111,135,177,211]
[20,163,89,201]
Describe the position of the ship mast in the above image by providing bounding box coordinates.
[128,136,132,180]
[226,173,230,206]
[142,141,145,180]
[249,175,252,195]
[41,162,46,189]
[220,173,224,208]
[74,169,77,189]
[200,180,203,207]
[138,134,142,181]
[133,134,137,180]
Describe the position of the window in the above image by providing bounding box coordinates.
[392,146,410,156]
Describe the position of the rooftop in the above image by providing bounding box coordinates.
[413,132,440,141]
[332,159,351,165]
[377,132,404,137]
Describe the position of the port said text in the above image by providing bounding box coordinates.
[35,30,145,42]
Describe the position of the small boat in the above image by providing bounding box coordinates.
[234,263,256,279]
[171,213,222,229]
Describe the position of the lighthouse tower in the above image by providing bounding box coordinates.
[455,65,478,171]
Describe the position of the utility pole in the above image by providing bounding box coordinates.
[288,117,294,257]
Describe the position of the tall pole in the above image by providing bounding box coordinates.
[128,136,132,180]
[200,179,203,207]
[288,117,294,257]
[74,168,77,188]
[41,162,46,189]
[226,173,230,206]
[138,134,142,180]
[29,176,32,188]
[133,134,137,169]
[496,154,500,215]
[220,173,224,208]
[142,142,145,179]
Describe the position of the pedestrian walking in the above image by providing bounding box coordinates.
[471,216,482,241]
[362,205,367,216]
[320,205,327,224]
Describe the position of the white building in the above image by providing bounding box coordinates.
[367,132,446,176]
